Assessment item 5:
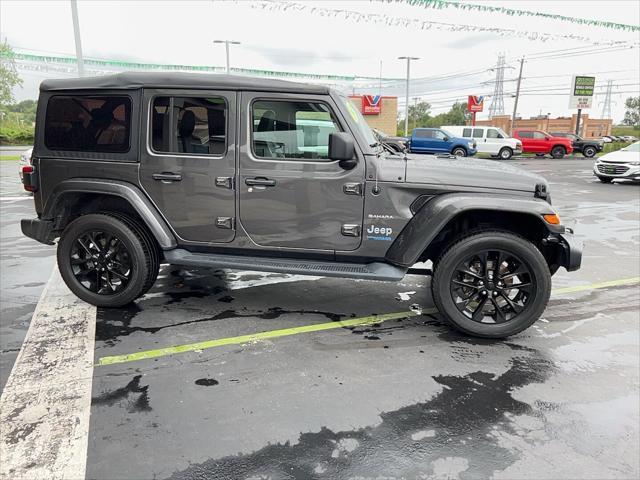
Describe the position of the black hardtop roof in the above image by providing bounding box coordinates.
[40,72,332,94]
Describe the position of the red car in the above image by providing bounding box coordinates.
[513,129,573,159]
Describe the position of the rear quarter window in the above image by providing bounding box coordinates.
[44,95,131,153]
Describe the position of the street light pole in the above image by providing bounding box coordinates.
[213,40,241,74]
[398,56,419,137]
[70,0,84,77]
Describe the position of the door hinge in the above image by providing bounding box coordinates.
[343,182,363,196]
[341,224,361,237]
[215,217,235,229]
[215,176,234,189]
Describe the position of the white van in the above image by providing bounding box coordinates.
[442,125,522,159]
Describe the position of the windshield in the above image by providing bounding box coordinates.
[622,141,640,152]
[441,129,455,138]
[339,95,379,148]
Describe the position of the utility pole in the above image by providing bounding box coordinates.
[70,0,84,77]
[412,97,420,129]
[511,56,525,135]
[398,56,419,136]
[213,40,241,74]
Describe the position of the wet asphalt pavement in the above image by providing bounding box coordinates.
[1,157,638,479]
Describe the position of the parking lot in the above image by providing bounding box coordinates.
[1,156,639,479]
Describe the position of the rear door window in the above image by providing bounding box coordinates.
[151,96,226,155]
[44,96,131,152]
[472,129,484,138]
[415,130,434,138]
[518,131,533,138]
[462,128,472,137]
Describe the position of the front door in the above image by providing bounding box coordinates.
[139,90,236,243]
[238,92,365,251]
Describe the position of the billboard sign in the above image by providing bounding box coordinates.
[569,76,595,109]
[362,95,382,115]
[467,95,484,113]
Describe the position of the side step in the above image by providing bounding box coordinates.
[164,249,407,282]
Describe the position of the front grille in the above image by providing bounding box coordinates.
[597,164,629,175]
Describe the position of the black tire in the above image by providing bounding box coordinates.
[104,212,161,295]
[498,147,513,160]
[452,147,467,157]
[535,153,545,157]
[57,213,154,307]
[596,175,613,183]
[551,146,566,159]
[431,230,551,338]
[582,146,597,158]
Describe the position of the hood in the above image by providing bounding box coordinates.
[404,154,547,193]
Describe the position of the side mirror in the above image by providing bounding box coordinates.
[442,136,449,142]
[329,132,357,170]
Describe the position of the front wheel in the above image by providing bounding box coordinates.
[452,147,467,157]
[431,231,551,338]
[498,147,513,160]
[596,175,613,183]
[582,146,597,158]
[57,213,158,307]
[551,146,566,159]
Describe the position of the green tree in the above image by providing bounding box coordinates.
[408,101,431,126]
[0,42,23,105]
[623,96,640,128]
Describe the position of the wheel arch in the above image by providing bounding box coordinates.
[385,193,562,268]
[42,178,176,249]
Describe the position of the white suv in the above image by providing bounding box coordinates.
[443,126,522,160]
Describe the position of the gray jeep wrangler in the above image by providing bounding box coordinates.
[21,72,581,338]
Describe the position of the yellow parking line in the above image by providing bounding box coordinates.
[96,276,640,367]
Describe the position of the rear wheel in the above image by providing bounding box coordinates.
[452,147,467,157]
[498,147,513,160]
[551,146,566,159]
[432,231,551,338]
[57,213,158,307]
[582,146,597,158]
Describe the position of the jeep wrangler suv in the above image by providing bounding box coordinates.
[21,73,581,338]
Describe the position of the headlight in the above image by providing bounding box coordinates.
[468,141,474,148]
[630,161,640,166]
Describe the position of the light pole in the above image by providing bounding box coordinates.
[398,56,419,137]
[213,40,241,74]
[70,0,84,77]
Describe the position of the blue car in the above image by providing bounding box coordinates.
[409,128,477,157]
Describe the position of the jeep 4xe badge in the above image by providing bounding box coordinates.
[367,224,393,241]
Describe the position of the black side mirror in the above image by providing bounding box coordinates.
[442,136,449,142]
[329,132,357,170]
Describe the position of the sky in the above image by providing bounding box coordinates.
[1,0,639,122]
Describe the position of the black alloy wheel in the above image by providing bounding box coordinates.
[450,249,533,324]
[70,230,132,295]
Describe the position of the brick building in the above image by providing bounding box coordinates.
[476,114,612,138]
[348,95,398,136]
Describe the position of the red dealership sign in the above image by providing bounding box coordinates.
[467,95,484,113]
[362,95,382,115]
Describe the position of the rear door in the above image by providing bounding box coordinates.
[517,130,535,152]
[139,90,237,243]
[238,92,365,251]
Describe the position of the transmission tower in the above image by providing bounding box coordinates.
[488,54,506,117]
[600,80,615,119]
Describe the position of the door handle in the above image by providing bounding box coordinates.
[152,172,182,182]
[245,177,276,187]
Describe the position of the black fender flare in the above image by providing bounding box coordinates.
[385,193,561,267]
[42,178,177,249]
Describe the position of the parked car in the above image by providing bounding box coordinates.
[21,72,582,338]
[443,125,522,160]
[601,136,614,143]
[593,141,640,183]
[18,147,33,181]
[512,129,574,159]
[620,135,638,143]
[549,132,603,158]
[372,128,408,153]
[408,128,477,157]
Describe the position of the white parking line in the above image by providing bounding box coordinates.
[0,196,31,201]
[0,268,96,480]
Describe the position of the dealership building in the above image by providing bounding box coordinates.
[348,95,399,136]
